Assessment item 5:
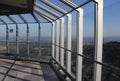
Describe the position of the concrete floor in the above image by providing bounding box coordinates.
[0,59,60,81]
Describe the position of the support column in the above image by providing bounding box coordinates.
[66,14,72,73]
[27,24,29,57]
[60,18,64,67]
[76,8,83,81]
[52,22,55,58]
[16,24,19,55]
[55,20,59,62]
[38,23,41,57]
[94,0,103,81]
[60,18,64,66]
[6,25,9,53]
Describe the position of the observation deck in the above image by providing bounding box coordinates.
[0,0,120,81]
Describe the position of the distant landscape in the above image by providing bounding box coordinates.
[0,36,120,81]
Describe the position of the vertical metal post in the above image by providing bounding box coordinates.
[27,24,29,57]
[38,23,41,57]
[16,24,19,55]
[60,18,64,67]
[94,0,103,81]
[76,8,83,81]
[52,22,55,58]
[55,20,59,62]
[6,25,9,53]
[66,14,72,73]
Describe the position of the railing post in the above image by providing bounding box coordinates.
[6,25,9,53]
[60,18,64,67]
[16,24,19,55]
[76,8,83,81]
[52,22,55,58]
[66,14,72,73]
[94,0,103,81]
[38,23,41,57]
[27,24,30,57]
[55,20,59,62]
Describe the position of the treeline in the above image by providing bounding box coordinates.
[72,41,120,81]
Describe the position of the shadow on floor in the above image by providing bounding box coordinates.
[0,59,60,81]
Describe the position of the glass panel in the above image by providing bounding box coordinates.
[29,43,39,59]
[9,42,16,54]
[0,42,6,54]
[83,2,94,81]
[41,23,51,61]
[19,42,27,57]
[0,25,6,54]
[29,24,38,42]
[8,24,16,42]
[19,24,26,42]
[71,11,77,75]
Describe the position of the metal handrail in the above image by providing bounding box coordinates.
[52,43,120,76]
[51,58,76,81]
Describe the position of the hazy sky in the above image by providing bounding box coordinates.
[0,0,120,40]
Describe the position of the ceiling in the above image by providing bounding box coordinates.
[0,0,92,24]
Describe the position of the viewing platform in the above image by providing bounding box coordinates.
[0,58,59,81]
[0,0,120,81]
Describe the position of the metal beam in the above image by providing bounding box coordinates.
[33,12,52,23]
[55,20,59,62]
[34,8,56,20]
[76,8,83,81]
[35,2,60,18]
[32,13,40,23]
[40,0,67,14]
[38,23,41,57]
[93,0,103,81]
[34,8,54,22]
[52,22,55,58]
[60,0,78,9]
[55,0,92,21]
[60,17,64,67]
[0,22,50,25]
[66,14,72,73]
[7,16,19,55]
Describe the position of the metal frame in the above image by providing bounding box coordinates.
[55,0,92,20]
[93,0,103,81]
[40,0,67,14]
[55,20,59,62]
[34,12,52,23]
[32,13,41,57]
[34,2,60,18]
[66,14,72,73]
[0,0,105,81]
[52,22,55,58]
[7,16,19,55]
[60,0,78,9]
[19,15,30,57]
[76,8,84,81]
[34,8,55,22]
[60,1,103,81]
[0,22,50,25]
[60,1,84,81]
[0,18,9,53]
[60,17,64,67]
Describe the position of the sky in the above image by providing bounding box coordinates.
[0,0,120,41]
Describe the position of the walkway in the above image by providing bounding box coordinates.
[0,59,60,81]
